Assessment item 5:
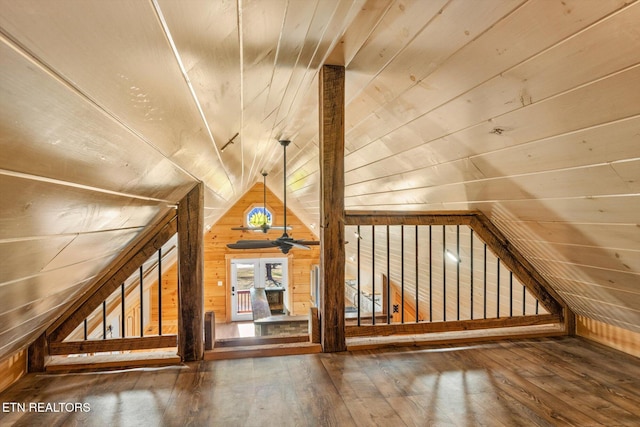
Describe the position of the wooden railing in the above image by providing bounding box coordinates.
[343,211,569,338]
[50,245,178,355]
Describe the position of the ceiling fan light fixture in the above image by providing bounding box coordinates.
[227,139,319,253]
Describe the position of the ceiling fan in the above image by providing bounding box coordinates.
[227,140,319,254]
[231,171,291,233]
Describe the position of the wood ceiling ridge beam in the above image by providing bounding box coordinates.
[46,209,178,342]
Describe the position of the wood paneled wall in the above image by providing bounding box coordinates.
[151,182,319,323]
[577,315,640,359]
[0,349,26,394]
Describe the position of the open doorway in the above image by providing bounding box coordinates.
[230,257,288,322]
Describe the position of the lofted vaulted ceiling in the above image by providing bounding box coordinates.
[0,0,639,360]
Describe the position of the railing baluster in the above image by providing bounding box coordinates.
[497,258,501,319]
[401,225,405,323]
[483,244,487,319]
[158,248,162,336]
[102,300,107,340]
[470,229,474,320]
[386,225,390,324]
[372,225,376,325]
[139,266,144,337]
[84,318,88,340]
[415,225,419,323]
[121,283,125,338]
[429,225,432,322]
[442,225,446,322]
[456,225,460,321]
[357,225,361,326]
[509,271,513,317]
[523,285,526,316]
[536,299,539,315]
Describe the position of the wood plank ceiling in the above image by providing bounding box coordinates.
[0,0,638,360]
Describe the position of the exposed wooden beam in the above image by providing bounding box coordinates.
[177,182,204,361]
[346,314,561,338]
[27,332,47,373]
[344,210,480,226]
[47,210,178,342]
[319,64,347,353]
[49,336,177,355]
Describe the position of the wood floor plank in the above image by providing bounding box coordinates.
[452,343,607,426]
[501,340,640,424]
[0,337,638,426]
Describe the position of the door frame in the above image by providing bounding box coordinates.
[225,253,292,322]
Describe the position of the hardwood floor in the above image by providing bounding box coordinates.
[1,337,638,426]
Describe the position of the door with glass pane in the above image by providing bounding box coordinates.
[231,260,258,321]
[230,258,288,321]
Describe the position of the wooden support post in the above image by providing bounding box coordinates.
[319,64,346,352]
[177,182,205,361]
[309,307,320,344]
[204,311,215,350]
[27,332,47,372]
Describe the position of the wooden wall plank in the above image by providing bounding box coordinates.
[577,315,640,358]
[0,349,26,394]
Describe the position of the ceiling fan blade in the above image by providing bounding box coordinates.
[283,241,311,250]
[232,225,271,233]
[268,225,292,230]
[226,240,278,249]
